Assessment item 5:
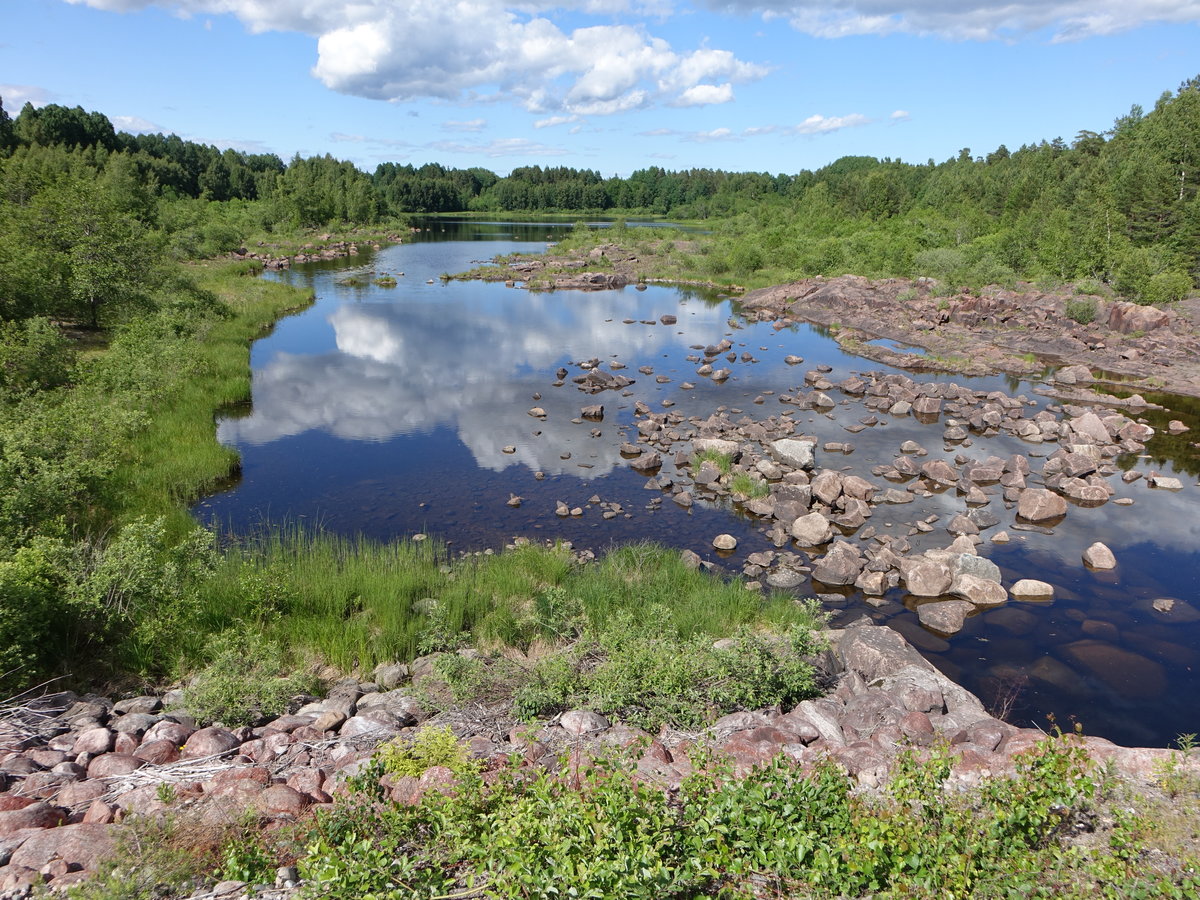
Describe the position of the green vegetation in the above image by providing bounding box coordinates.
[284,731,1199,899]
[729,471,770,500]
[692,448,734,474]
[377,726,479,779]
[1065,297,1098,324]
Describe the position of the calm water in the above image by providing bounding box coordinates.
[197,219,1200,747]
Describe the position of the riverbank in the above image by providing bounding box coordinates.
[459,239,1200,400]
[3,618,1198,897]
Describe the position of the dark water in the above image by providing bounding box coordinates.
[196,219,1200,748]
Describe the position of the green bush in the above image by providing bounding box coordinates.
[0,317,74,398]
[298,733,1199,899]
[1065,297,1097,324]
[377,726,478,779]
[184,628,316,727]
[1144,270,1192,303]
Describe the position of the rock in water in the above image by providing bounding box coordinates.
[1083,542,1117,569]
[713,534,738,551]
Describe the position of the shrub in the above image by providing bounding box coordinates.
[1143,270,1192,304]
[184,628,316,727]
[1065,297,1097,324]
[377,726,478,779]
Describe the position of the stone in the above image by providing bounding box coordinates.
[1059,641,1167,699]
[790,512,832,546]
[181,727,241,759]
[917,600,973,634]
[1082,542,1116,569]
[951,574,1008,606]
[812,542,861,586]
[899,558,954,597]
[86,753,143,779]
[712,534,738,551]
[560,710,611,736]
[0,801,68,835]
[770,438,816,471]
[1017,488,1067,523]
[1011,579,1055,602]
[72,727,115,756]
[9,823,115,873]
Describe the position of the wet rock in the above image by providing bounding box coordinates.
[790,512,832,546]
[1060,641,1167,700]
[1016,488,1067,523]
[1010,579,1055,602]
[917,600,973,634]
[1082,542,1117,569]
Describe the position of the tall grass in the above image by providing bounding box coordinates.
[185,531,819,677]
[105,263,313,536]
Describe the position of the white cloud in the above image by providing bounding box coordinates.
[534,115,580,128]
[673,83,734,106]
[700,1,1200,42]
[790,112,870,134]
[684,126,738,142]
[890,109,911,121]
[0,83,55,109]
[66,1,767,113]
[429,136,570,157]
[112,114,163,133]
[442,118,487,133]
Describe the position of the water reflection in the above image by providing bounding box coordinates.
[220,290,729,477]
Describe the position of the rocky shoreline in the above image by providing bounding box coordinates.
[477,243,1200,399]
[3,621,1194,896]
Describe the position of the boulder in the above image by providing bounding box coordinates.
[917,600,973,635]
[181,727,242,759]
[1083,542,1117,569]
[770,438,816,471]
[790,512,832,546]
[1017,488,1067,523]
[899,558,954,597]
[1010,579,1055,602]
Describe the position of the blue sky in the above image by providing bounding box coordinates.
[3,1,1199,176]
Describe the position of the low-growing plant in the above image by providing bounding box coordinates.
[729,471,769,500]
[690,447,733,475]
[1065,297,1097,324]
[377,725,478,779]
[185,628,316,727]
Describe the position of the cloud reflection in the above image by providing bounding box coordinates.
[218,289,727,478]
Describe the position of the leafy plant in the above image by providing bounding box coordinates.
[377,726,478,779]
[1065,297,1097,324]
[185,628,316,727]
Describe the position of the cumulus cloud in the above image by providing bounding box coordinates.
[700,1,1200,42]
[0,83,55,108]
[66,0,766,112]
[890,109,911,121]
[112,114,163,133]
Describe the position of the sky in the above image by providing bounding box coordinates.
[2,1,1199,177]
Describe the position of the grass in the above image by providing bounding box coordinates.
[691,448,734,475]
[103,262,314,538]
[185,534,819,678]
[729,471,769,500]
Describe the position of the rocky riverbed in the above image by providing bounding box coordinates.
[2,621,1195,896]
